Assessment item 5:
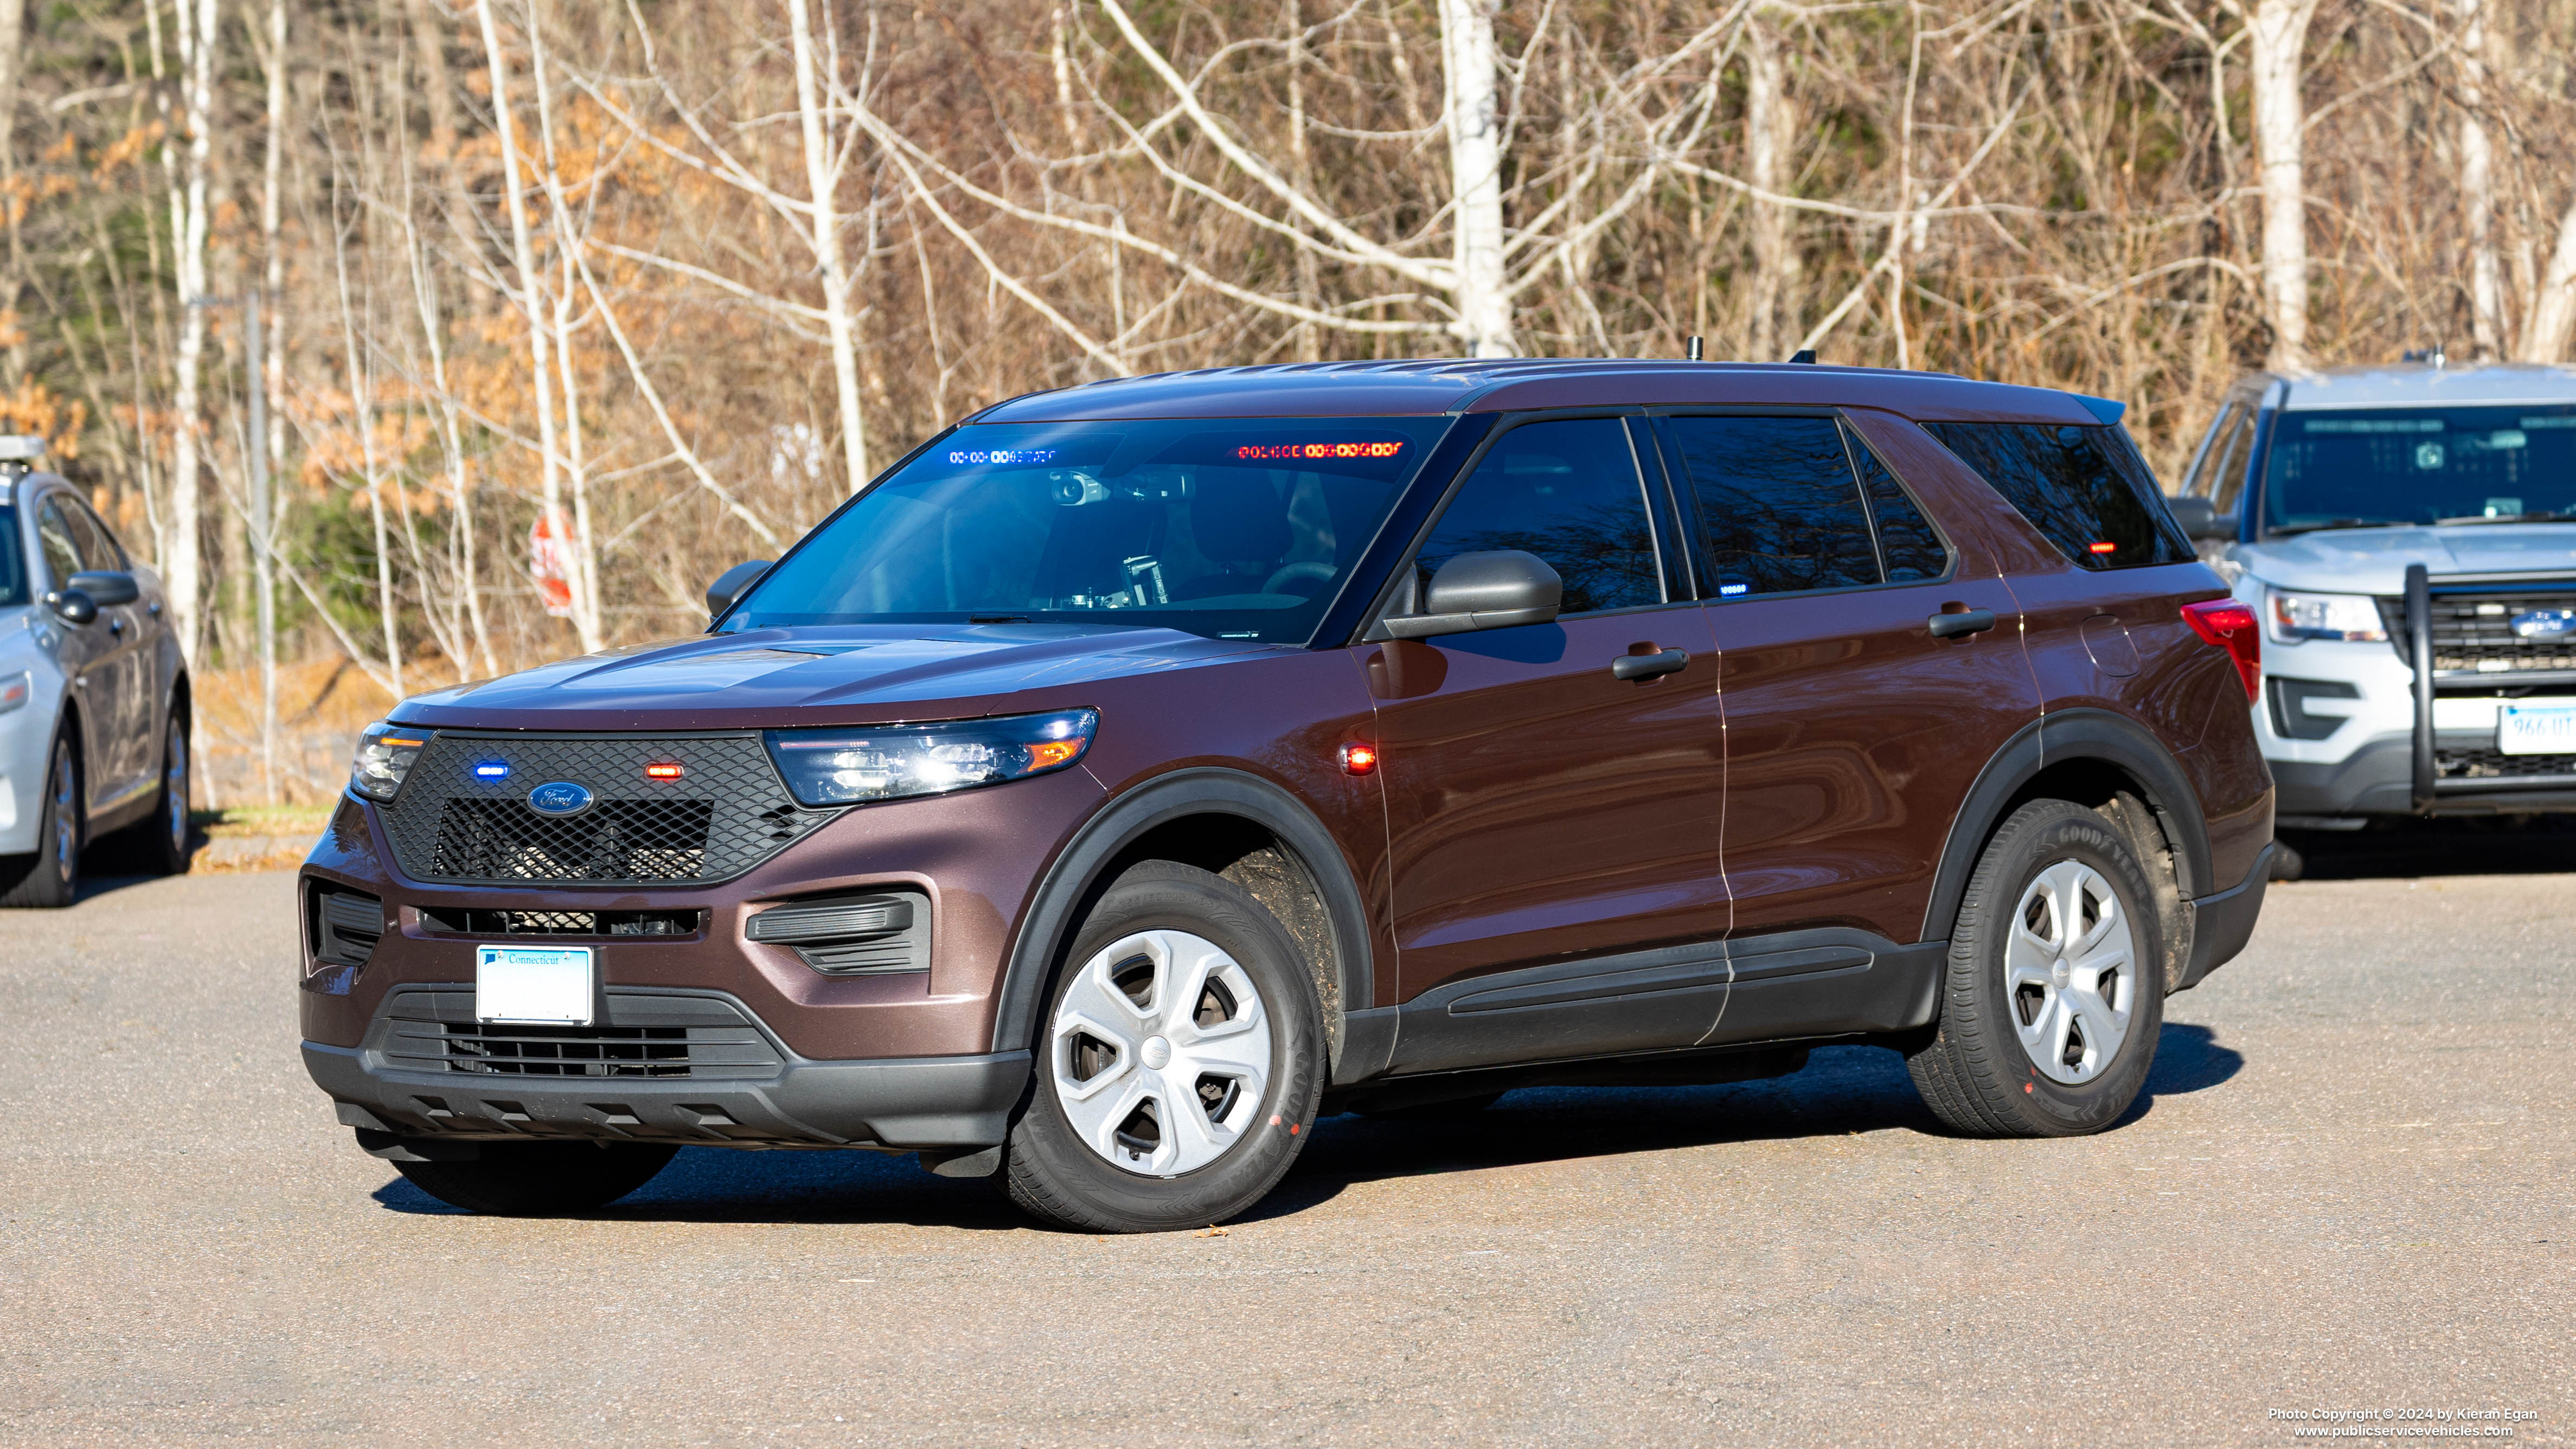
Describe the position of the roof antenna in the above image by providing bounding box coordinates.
[1685,335,1704,362]
[1786,349,1817,365]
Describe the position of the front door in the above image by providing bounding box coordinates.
[1369,415,1728,1018]
[61,496,156,805]
[32,497,122,817]
[1656,412,2040,1043]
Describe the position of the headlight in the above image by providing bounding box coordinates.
[2266,589,2387,643]
[765,709,1097,807]
[349,720,430,802]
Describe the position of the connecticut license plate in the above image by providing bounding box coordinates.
[474,945,595,1024]
[2497,703,2576,756]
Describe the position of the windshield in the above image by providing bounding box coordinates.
[2261,403,2576,532]
[723,417,1449,644]
[0,504,22,607]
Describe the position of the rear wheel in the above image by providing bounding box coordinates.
[1004,863,1324,1232]
[0,734,80,908]
[131,712,194,876]
[1906,799,2164,1137]
[392,1142,678,1215]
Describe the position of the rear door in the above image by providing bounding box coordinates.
[1657,411,2039,1044]
[1368,413,1729,1062]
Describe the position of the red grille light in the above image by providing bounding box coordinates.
[2181,599,2261,702]
[644,762,685,780]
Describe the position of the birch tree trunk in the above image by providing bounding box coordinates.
[523,6,604,651]
[0,0,23,164]
[2455,0,2502,358]
[166,0,219,666]
[2526,200,2576,364]
[1745,12,1795,363]
[1439,0,1513,357]
[2248,0,2322,369]
[789,0,870,495]
[255,0,286,800]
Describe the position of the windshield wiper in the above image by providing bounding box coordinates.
[2268,518,2412,536]
[2432,511,2576,525]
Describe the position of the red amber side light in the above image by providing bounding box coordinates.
[1339,743,1379,776]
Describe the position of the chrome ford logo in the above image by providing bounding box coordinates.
[2510,609,2576,640]
[526,781,594,817]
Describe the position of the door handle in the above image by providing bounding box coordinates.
[1927,608,1997,639]
[1611,647,1691,681]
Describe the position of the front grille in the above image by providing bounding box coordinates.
[416,907,703,937]
[377,732,838,886]
[2436,746,2576,781]
[376,989,785,1080]
[2386,587,2576,676]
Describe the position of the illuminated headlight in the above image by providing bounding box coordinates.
[2267,589,2387,644]
[349,720,430,802]
[765,709,1099,807]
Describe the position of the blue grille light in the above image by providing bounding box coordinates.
[472,760,512,780]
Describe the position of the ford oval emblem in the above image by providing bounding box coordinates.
[527,780,594,817]
[2511,608,2576,640]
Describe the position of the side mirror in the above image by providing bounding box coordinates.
[2166,497,2236,542]
[67,570,139,607]
[45,588,98,626]
[705,559,772,624]
[1381,550,1562,640]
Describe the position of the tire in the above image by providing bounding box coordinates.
[392,1142,678,1215]
[0,734,81,909]
[126,711,194,876]
[1004,862,1325,1233]
[1906,799,2165,1137]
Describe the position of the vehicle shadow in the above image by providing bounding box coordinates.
[369,1028,2248,1229]
[2283,816,2576,881]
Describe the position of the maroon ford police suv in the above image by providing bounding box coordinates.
[299,358,2274,1232]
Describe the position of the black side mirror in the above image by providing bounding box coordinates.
[2165,497,2236,542]
[705,559,773,623]
[45,588,98,626]
[67,570,139,607]
[1381,550,1563,639]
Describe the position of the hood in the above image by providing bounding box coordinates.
[389,623,1283,731]
[2240,523,2576,593]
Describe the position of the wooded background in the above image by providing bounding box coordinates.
[4,0,2572,805]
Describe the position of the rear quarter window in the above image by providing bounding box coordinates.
[1925,421,2193,570]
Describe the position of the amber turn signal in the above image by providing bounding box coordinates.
[1340,742,1379,776]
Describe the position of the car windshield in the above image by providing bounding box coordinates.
[0,503,22,607]
[2261,403,2576,533]
[722,417,1450,644]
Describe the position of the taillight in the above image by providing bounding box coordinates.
[2182,599,2260,702]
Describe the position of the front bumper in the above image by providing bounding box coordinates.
[2257,637,2576,819]
[305,983,1030,1151]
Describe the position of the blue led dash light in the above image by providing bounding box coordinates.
[472,760,512,781]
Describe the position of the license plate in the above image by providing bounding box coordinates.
[475,945,595,1024]
[2497,703,2576,756]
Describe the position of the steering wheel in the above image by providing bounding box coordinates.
[1261,561,1337,597]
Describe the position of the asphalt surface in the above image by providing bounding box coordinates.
[1,831,2569,1447]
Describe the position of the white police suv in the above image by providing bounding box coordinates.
[2169,361,2576,869]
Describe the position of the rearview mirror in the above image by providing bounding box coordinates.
[2165,496,2236,542]
[1380,550,1562,640]
[704,559,772,624]
[67,570,139,607]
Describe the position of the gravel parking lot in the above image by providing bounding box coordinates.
[2,834,2569,1447]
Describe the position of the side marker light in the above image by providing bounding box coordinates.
[1340,743,1379,776]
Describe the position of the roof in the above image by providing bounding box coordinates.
[2258,361,2576,410]
[971,357,2101,427]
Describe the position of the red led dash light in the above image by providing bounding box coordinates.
[1339,742,1380,776]
[644,762,685,780]
[2087,541,2119,555]
[1235,441,1407,462]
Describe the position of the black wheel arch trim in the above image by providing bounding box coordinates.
[991,766,1376,1076]
[1921,708,2216,945]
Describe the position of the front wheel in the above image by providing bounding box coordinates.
[1906,799,2165,1137]
[0,734,80,908]
[1004,862,1324,1232]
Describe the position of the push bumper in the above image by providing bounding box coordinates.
[305,984,1030,1153]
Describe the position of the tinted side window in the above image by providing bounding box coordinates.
[1667,415,1877,597]
[1925,421,2193,570]
[2205,404,2257,515]
[62,499,123,572]
[0,504,23,607]
[34,499,82,589]
[1844,427,1949,582]
[1418,417,1663,615]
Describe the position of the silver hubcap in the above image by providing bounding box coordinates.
[49,741,75,880]
[1049,929,1273,1177]
[2007,860,2135,1085]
